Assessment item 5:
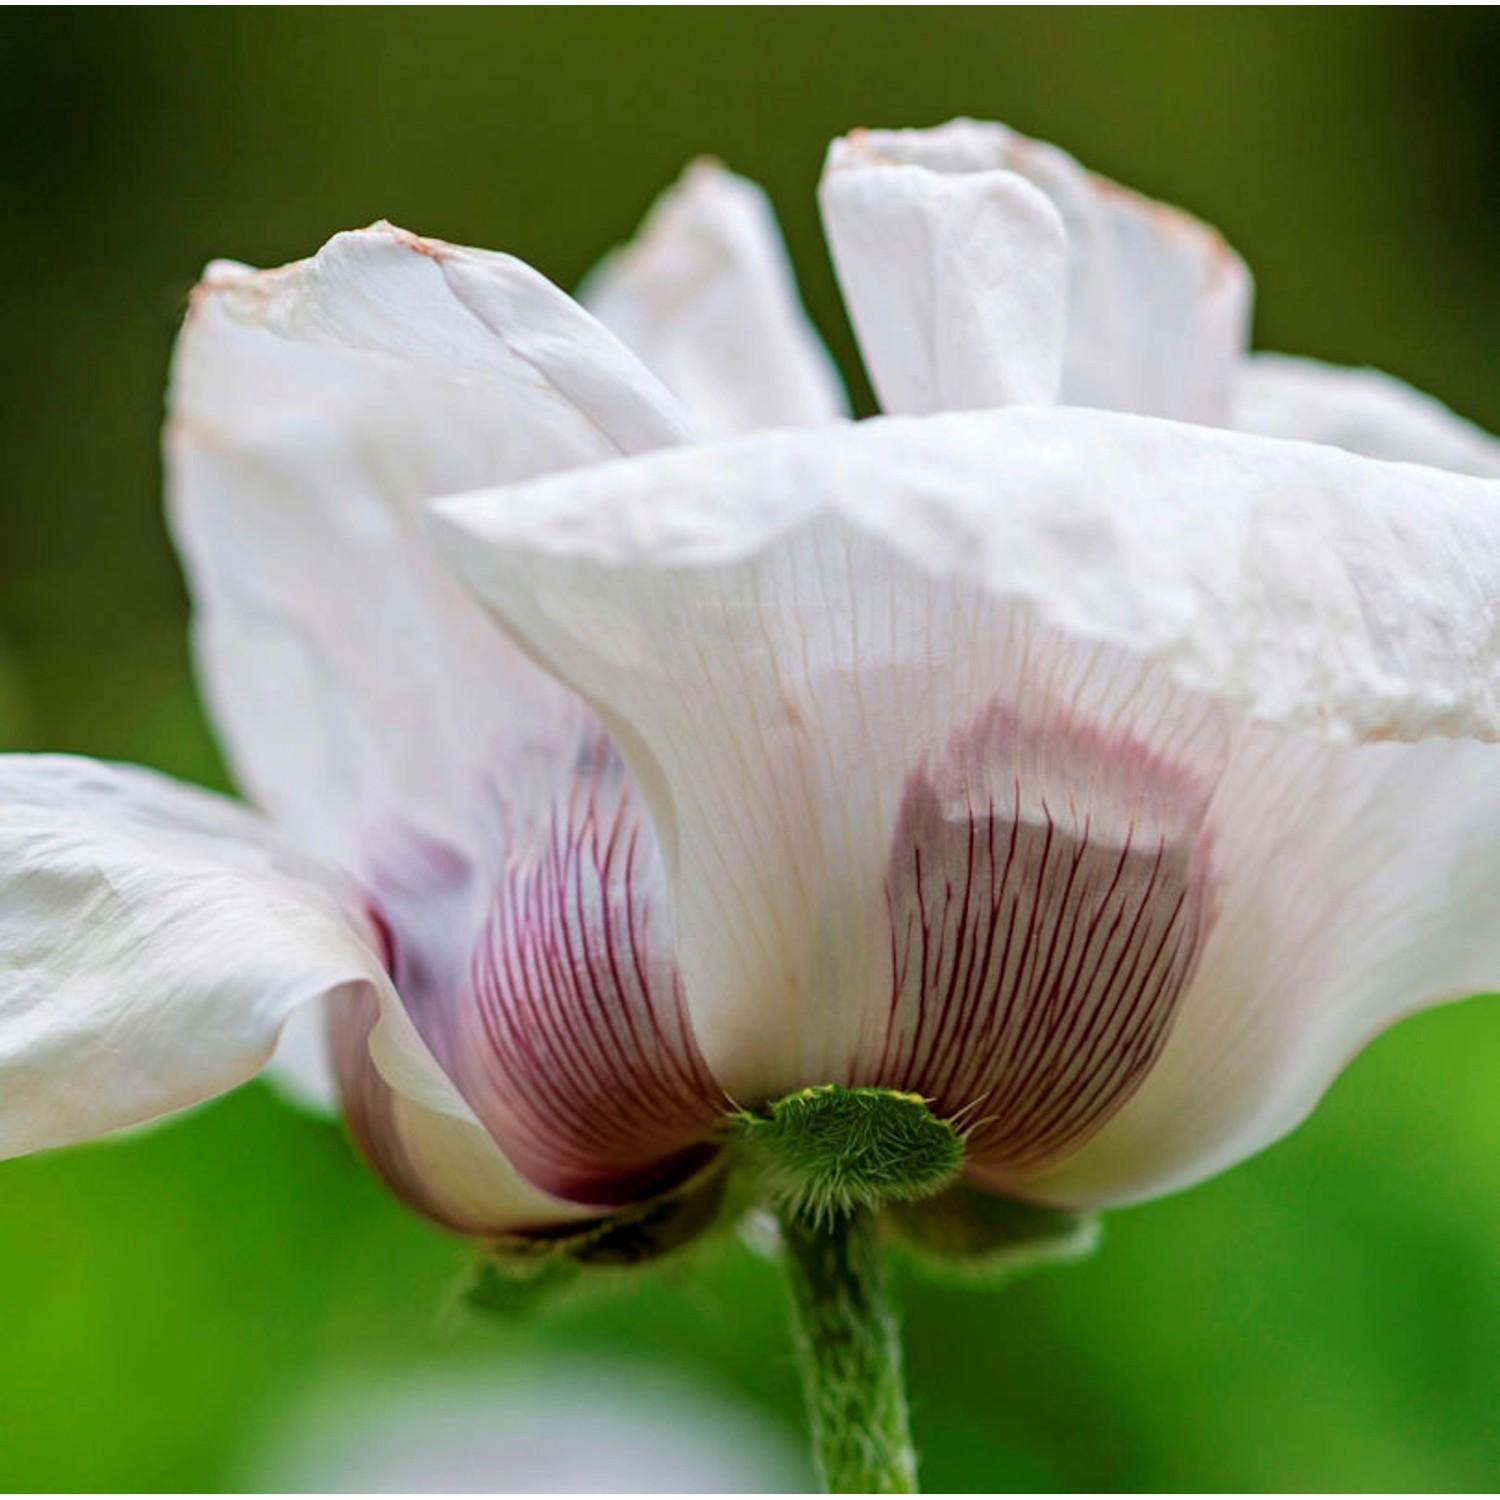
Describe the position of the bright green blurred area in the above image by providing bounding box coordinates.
[3,9,1500,1492]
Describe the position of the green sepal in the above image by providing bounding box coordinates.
[458,1162,731,1321]
[884,1180,1100,1287]
[736,1084,963,1224]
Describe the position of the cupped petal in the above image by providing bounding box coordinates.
[822,120,1251,422]
[359,730,726,1210]
[582,161,849,435]
[166,224,693,873]
[431,408,1500,1198]
[820,128,1068,412]
[1233,352,1500,476]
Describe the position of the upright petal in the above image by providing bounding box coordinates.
[432,408,1500,1202]
[1233,352,1500,476]
[582,161,849,435]
[820,128,1068,413]
[167,225,694,873]
[821,120,1251,422]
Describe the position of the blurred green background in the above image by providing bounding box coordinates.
[3,8,1500,1492]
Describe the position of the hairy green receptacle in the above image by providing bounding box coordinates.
[736,1083,963,1223]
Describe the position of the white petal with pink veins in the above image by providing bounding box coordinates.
[433,406,1500,1201]
[823,120,1251,423]
[1233,352,1500,476]
[873,704,1218,1182]
[329,984,594,1235]
[583,160,849,435]
[358,733,724,1210]
[167,225,692,874]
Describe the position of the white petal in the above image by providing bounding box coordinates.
[167,224,692,873]
[1233,352,1500,476]
[582,161,849,435]
[435,408,1500,747]
[823,120,1252,422]
[431,409,1500,1192]
[0,755,382,1155]
[820,128,1068,412]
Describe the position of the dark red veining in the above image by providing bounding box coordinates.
[341,732,724,1213]
[866,704,1214,1184]
[458,733,724,1203]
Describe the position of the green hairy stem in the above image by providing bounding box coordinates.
[779,1203,918,1494]
[741,1086,1093,1491]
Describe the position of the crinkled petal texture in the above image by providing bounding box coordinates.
[434,407,1500,1208]
[1234,352,1500,476]
[0,755,583,1234]
[821,120,1251,423]
[582,160,848,436]
[167,224,723,1210]
[819,129,1068,412]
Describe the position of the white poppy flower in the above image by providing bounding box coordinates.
[4,119,1500,1236]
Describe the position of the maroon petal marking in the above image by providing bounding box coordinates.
[378,732,729,1212]
[868,705,1215,1186]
